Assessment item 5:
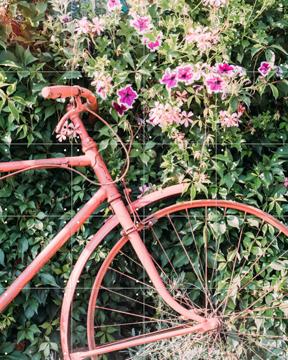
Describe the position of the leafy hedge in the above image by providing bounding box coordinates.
[0,0,288,358]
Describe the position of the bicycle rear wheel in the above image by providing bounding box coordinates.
[73,200,288,359]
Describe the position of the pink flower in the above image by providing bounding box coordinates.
[142,33,162,52]
[284,178,288,188]
[176,65,194,84]
[181,111,193,127]
[59,15,71,24]
[130,15,152,33]
[56,133,66,142]
[56,121,79,142]
[186,26,219,52]
[160,69,178,90]
[107,0,122,11]
[112,101,127,116]
[149,102,181,127]
[258,62,273,77]
[66,122,80,138]
[205,76,224,93]
[237,103,245,116]
[174,90,188,106]
[171,131,187,150]
[139,184,152,195]
[76,17,91,34]
[92,76,112,100]
[91,17,104,36]
[219,111,240,128]
[117,85,138,108]
[216,63,235,76]
[202,0,228,7]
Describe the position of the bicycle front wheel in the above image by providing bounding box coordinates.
[83,200,288,359]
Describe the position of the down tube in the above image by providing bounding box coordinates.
[0,187,107,312]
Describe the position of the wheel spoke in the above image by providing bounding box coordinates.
[167,213,214,312]
[75,202,288,358]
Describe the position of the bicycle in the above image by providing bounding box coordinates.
[0,85,287,359]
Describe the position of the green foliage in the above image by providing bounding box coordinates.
[0,0,287,358]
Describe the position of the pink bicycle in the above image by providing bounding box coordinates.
[0,85,287,359]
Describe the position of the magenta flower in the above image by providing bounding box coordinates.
[112,102,127,116]
[130,16,152,33]
[117,85,138,108]
[258,62,272,77]
[176,65,194,84]
[160,70,178,90]
[216,63,235,76]
[284,178,288,188]
[205,76,224,93]
[107,0,122,11]
[143,33,162,52]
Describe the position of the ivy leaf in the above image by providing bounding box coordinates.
[8,100,19,120]
[227,215,240,229]
[23,48,37,66]
[269,84,279,99]
[123,52,135,69]
[38,273,59,288]
[0,249,5,266]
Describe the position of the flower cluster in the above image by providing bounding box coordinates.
[186,26,219,52]
[75,17,104,36]
[219,104,245,128]
[160,65,202,90]
[160,62,245,95]
[107,0,122,11]
[130,15,152,33]
[56,121,79,142]
[129,14,162,52]
[91,73,113,100]
[202,0,229,8]
[171,131,188,150]
[148,102,193,128]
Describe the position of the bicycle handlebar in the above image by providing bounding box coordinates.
[41,85,98,112]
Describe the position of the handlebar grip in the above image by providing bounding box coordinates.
[41,85,98,112]
[41,86,81,99]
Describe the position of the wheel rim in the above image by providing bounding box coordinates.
[83,200,288,359]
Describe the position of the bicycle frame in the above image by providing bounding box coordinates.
[0,106,219,338]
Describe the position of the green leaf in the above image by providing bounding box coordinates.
[173,252,189,268]
[7,99,19,119]
[269,84,279,99]
[18,238,28,260]
[38,273,59,287]
[123,52,135,69]
[0,249,5,266]
[23,48,38,66]
[59,71,82,81]
[6,82,17,96]
[270,44,288,56]
[227,215,240,229]
[36,212,46,220]
[135,72,142,90]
